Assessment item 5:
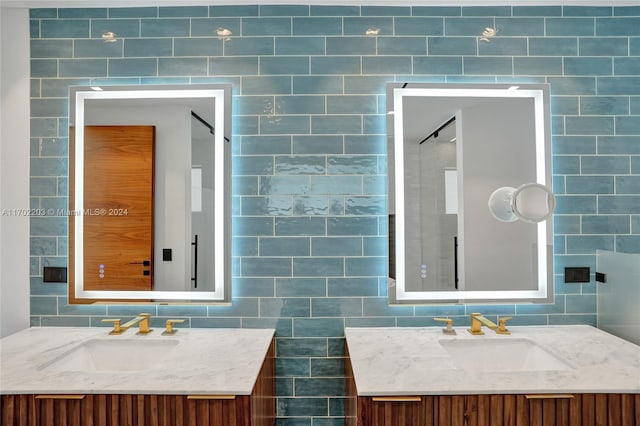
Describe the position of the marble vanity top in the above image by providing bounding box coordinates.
[0,327,275,395]
[345,325,640,396]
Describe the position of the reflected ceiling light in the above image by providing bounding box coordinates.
[216,28,232,40]
[366,27,381,36]
[90,86,103,91]
[488,183,556,223]
[479,27,497,42]
[101,31,117,43]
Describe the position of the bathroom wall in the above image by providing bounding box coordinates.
[28,5,640,424]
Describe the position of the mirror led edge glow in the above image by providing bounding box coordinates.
[393,86,551,302]
[74,88,228,301]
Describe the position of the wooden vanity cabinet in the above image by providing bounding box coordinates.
[1,343,275,426]
[346,350,640,426]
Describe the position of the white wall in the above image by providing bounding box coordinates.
[1,7,30,337]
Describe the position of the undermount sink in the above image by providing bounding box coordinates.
[439,338,574,372]
[43,339,179,372]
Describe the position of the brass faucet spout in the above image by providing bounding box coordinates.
[468,313,498,335]
[121,313,152,334]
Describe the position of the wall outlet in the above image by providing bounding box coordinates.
[43,267,67,283]
[564,267,590,283]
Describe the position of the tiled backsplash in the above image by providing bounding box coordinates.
[29,5,639,424]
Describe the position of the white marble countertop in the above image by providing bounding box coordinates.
[0,327,275,395]
[345,325,640,396]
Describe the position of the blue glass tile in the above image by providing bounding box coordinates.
[598,196,640,214]
[311,6,359,17]
[294,196,329,216]
[278,398,328,417]
[566,116,614,135]
[580,96,629,115]
[226,37,274,56]
[555,195,597,214]
[59,8,106,18]
[617,236,640,254]
[343,17,394,36]
[292,135,342,154]
[463,6,511,16]
[514,6,561,16]
[566,176,614,194]
[444,17,494,36]
[242,76,291,95]
[141,18,189,37]
[378,37,426,55]
[363,298,413,316]
[233,217,273,236]
[211,5,258,17]
[362,56,411,74]
[293,17,342,36]
[495,18,545,35]
[565,294,597,314]
[346,135,386,155]
[310,176,362,195]
[159,58,207,76]
[159,6,207,17]
[234,277,274,297]
[596,17,640,36]
[394,17,443,36]
[633,216,640,234]
[242,257,292,277]
[91,19,141,38]
[413,56,463,75]
[293,258,344,277]
[529,37,577,56]
[293,76,343,95]
[233,155,273,175]
[566,6,612,17]
[327,277,377,297]
[278,96,325,115]
[582,215,631,234]
[429,36,478,56]
[124,39,172,57]
[312,298,362,317]
[546,18,594,36]
[552,136,596,155]
[241,196,292,216]
[328,156,376,175]
[276,357,310,377]
[31,40,73,58]
[108,58,156,77]
[108,7,158,18]
[293,318,344,337]
[547,77,596,95]
[479,37,527,56]
[598,77,640,95]
[276,37,325,55]
[260,176,310,195]
[275,156,325,175]
[190,318,241,328]
[243,17,291,36]
[41,19,90,38]
[310,358,345,377]
[312,237,362,256]
[191,18,240,37]
[30,296,58,316]
[174,38,222,57]
[616,116,640,135]
[275,217,326,236]
[212,57,258,75]
[362,6,409,16]
[579,38,628,56]
[31,178,58,197]
[295,378,344,397]
[30,19,40,39]
[412,7,461,16]
[261,56,309,75]
[260,5,309,17]
[567,235,614,254]
[41,316,91,327]
[327,217,378,236]
[463,57,513,75]
[59,59,107,77]
[615,58,640,76]
[31,99,67,117]
[74,39,123,58]
[30,9,57,18]
[261,298,311,317]
[345,257,386,276]
[345,196,385,215]
[344,76,389,95]
[311,57,360,75]
[312,116,361,135]
[617,176,640,194]
[261,116,310,135]
[233,236,258,256]
[276,278,326,297]
[261,237,310,256]
[241,136,290,156]
[514,57,562,76]
[581,155,629,174]
[277,337,327,357]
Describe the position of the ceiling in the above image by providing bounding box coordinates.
[2,0,637,8]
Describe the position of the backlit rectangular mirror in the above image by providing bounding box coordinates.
[69,84,231,303]
[388,83,553,304]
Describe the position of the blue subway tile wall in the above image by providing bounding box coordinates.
[28,5,639,424]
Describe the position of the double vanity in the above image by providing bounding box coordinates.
[0,325,275,426]
[345,323,640,426]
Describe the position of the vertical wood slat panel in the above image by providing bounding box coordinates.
[516,394,529,426]
[503,394,516,426]
[465,394,478,426]
[582,393,595,426]
[491,394,505,426]
[451,395,465,426]
[569,393,582,426]
[477,394,490,426]
[607,393,621,426]
[542,399,556,426]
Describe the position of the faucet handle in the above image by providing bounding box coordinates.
[163,319,185,335]
[497,317,513,335]
[433,318,456,335]
[101,318,123,335]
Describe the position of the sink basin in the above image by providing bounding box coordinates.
[43,339,179,372]
[439,338,573,372]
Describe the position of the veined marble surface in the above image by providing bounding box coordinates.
[0,327,274,395]
[345,325,640,395]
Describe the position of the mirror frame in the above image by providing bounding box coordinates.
[388,83,553,304]
[69,84,232,303]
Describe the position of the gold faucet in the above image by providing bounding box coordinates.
[162,319,185,335]
[102,313,152,335]
[468,313,498,335]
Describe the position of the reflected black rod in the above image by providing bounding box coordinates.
[419,116,456,145]
[191,234,198,289]
[190,111,230,142]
